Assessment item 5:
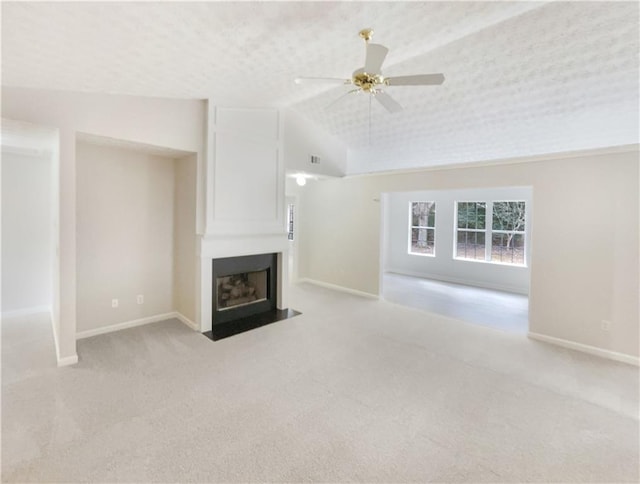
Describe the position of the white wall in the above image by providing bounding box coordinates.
[76,142,175,333]
[385,187,532,294]
[298,148,639,358]
[2,87,205,362]
[173,154,197,323]
[1,152,53,313]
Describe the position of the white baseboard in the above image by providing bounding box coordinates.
[57,354,79,366]
[46,308,79,367]
[173,312,199,331]
[297,278,379,300]
[76,312,178,339]
[1,305,51,319]
[528,332,639,366]
[76,311,199,340]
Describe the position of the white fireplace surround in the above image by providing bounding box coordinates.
[196,106,290,333]
[198,234,289,333]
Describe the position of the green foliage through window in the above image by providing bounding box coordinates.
[456,200,526,265]
[457,202,486,230]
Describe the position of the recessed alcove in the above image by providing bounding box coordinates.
[75,133,198,336]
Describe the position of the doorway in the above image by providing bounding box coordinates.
[1,119,58,376]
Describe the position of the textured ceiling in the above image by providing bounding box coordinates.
[2,1,638,173]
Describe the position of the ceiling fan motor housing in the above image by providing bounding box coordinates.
[352,72,384,92]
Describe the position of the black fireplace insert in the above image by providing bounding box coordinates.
[211,253,277,326]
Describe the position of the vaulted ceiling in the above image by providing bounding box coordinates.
[2,1,638,173]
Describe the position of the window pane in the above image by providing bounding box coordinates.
[476,204,486,229]
[411,201,435,228]
[493,201,526,231]
[456,230,485,260]
[410,228,435,255]
[427,208,435,227]
[492,233,525,265]
[457,203,467,229]
[457,202,485,229]
[287,204,294,240]
[456,231,467,254]
[427,229,435,246]
[411,203,420,226]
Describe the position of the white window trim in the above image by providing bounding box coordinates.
[453,200,528,267]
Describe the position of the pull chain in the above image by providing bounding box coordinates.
[368,93,372,146]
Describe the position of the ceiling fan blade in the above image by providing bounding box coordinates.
[324,89,360,111]
[364,43,389,74]
[294,77,351,85]
[385,74,445,86]
[374,91,403,113]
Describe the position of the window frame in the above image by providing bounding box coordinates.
[491,200,526,266]
[287,203,294,241]
[453,200,528,267]
[453,201,487,262]
[408,201,436,257]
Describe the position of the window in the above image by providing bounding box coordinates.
[492,201,525,265]
[287,204,294,240]
[455,200,526,266]
[409,202,436,255]
[455,202,486,261]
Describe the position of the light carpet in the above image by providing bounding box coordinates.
[2,282,638,482]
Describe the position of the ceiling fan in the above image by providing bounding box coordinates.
[294,28,445,113]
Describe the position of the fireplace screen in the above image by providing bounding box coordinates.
[217,270,267,311]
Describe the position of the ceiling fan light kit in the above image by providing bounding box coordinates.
[294,28,445,113]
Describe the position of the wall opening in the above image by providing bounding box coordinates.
[1,119,57,320]
[380,186,532,334]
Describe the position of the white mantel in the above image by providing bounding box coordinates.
[197,105,289,333]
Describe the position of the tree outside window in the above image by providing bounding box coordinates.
[492,201,525,264]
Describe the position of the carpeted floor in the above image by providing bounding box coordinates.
[2,282,638,482]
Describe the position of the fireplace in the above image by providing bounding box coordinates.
[212,253,277,326]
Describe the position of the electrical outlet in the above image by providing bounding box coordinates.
[601,320,611,331]
[137,295,144,305]
[111,299,119,308]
